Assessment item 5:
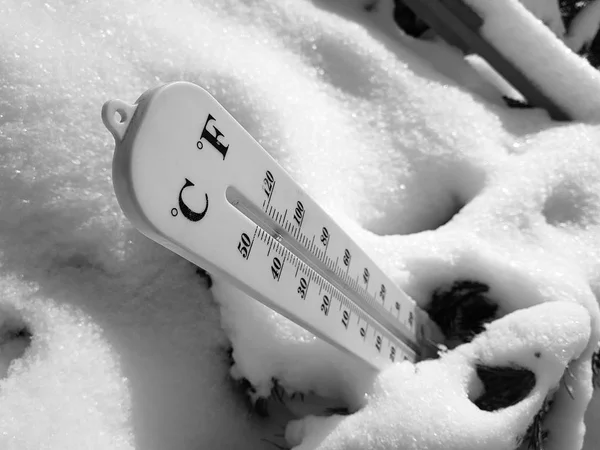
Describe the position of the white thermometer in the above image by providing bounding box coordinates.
[102,81,442,370]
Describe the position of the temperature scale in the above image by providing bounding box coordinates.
[102,81,443,371]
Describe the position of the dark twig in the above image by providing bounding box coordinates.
[592,348,600,389]
[523,397,553,450]
[427,280,498,344]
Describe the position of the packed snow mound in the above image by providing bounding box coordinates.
[286,302,591,450]
[0,279,132,449]
[1,0,600,450]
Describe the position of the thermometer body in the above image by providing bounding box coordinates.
[102,82,442,370]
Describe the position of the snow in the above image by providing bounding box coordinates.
[285,301,592,450]
[463,0,600,121]
[1,0,600,450]
[519,0,566,37]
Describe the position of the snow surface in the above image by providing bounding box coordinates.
[463,0,600,121]
[1,0,600,449]
[519,0,565,37]
[285,301,591,450]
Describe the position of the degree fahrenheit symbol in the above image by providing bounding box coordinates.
[171,208,178,217]
[197,113,229,159]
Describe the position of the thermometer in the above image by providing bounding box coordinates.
[102,81,442,370]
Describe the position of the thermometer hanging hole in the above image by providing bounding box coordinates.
[115,108,127,124]
[101,99,137,143]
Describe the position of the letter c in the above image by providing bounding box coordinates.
[178,178,208,222]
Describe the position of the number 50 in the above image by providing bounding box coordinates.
[237,233,251,259]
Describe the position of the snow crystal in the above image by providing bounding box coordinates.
[1,0,600,449]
